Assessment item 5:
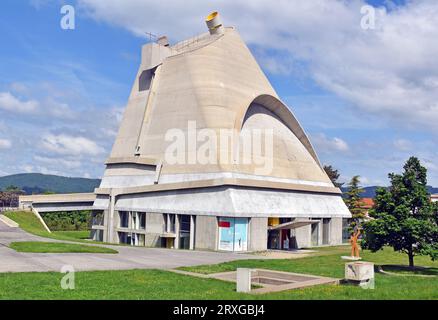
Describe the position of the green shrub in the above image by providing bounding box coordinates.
[40,211,91,231]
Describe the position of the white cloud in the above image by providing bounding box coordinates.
[312,133,349,154]
[34,155,82,169]
[21,165,34,173]
[10,82,30,95]
[0,138,12,149]
[40,133,105,156]
[0,88,75,120]
[44,98,75,119]
[393,138,412,151]
[78,0,438,131]
[0,92,39,113]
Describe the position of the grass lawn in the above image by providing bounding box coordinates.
[0,246,436,300]
[2,211,436,300]
[3,211,93,243]
[9,241,117,254]
[52,230,91,240]
[181,246,438,276]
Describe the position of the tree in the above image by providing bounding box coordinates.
[324,165,344,188]
[344,175,366,231]
[362,157,438,268]
[4,185,20,192]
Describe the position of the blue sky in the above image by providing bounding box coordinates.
[0,0,437,186]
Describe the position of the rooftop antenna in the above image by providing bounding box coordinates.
[144,31,158,43]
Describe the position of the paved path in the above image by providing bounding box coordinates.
[0,220,265,273]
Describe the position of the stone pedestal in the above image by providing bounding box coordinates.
[236,268,252,293]
[345,261,375,288]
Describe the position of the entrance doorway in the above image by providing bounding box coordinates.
[267,218,292,250]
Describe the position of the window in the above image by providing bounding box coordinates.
[119,211,129,228]
[92,212,104,226]
[179,215,191,250]
[139,69,153,91]
[93,229,103,242]
[139,213,146,230]
[119,232,144,246]
[164,214,176,233]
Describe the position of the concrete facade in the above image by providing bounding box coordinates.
[194,215,218,250]
[248,218,268,251]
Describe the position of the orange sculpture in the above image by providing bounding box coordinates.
[350,228,361,258]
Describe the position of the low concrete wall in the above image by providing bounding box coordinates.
[195,215,218,250]
[0,214,19,228]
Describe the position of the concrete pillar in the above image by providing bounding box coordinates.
[174,214,180,249]
[317,219,323,246]
[189,215,195,250]
[107,190,116,243]
[166,214,171,233]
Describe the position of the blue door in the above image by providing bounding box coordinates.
[218,217,248,251]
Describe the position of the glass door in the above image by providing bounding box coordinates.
[218,217,235,251]
[234,218,248,251]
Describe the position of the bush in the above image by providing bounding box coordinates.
[40,211,91,231]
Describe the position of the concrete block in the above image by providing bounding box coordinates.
[236,268,252,293]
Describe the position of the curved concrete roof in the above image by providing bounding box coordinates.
[104,27,335,191]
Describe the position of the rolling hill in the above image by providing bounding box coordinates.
[341,185,438,198]
[1,173,437,197]
[0,173,101,194]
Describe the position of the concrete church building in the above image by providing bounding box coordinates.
[87,12,351,251]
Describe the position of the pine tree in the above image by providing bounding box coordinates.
[324,165,344,188]
[362,157,438,268]
[344,175,366,231]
